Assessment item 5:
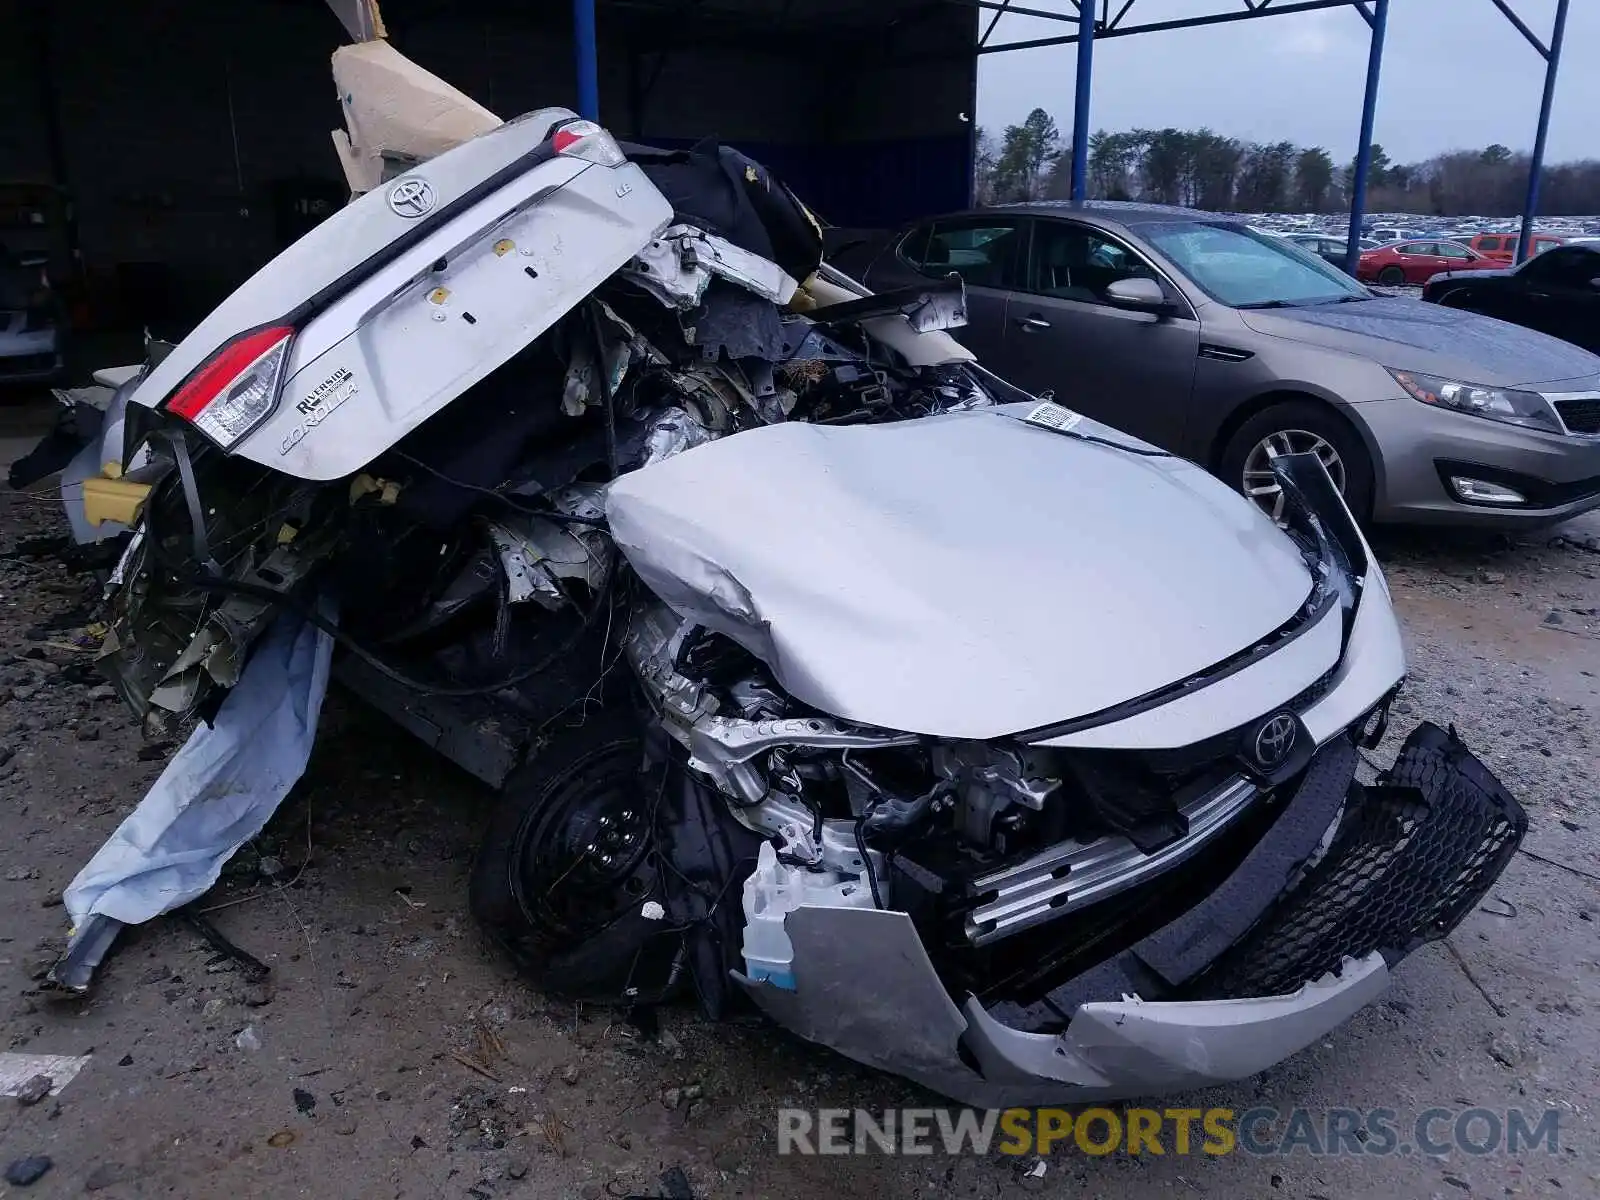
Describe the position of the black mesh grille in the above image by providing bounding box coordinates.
[1556,398,1600,435]
[1192,722,1524,999]
[1287,666,1338,713]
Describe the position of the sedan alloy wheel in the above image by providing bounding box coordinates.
[1242,429,1347,522]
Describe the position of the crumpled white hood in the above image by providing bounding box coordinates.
[606,407,1314,739]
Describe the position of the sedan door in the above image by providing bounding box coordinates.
[870,216,1025,364]
[1510,247,1600,351]
[1396,242,1452,284]
[999,218,1200,447]
[1433,241,1487,276]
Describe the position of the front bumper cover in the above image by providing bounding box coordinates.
[737,723,1524,1106]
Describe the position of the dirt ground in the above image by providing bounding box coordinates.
[0,412,1596,1199]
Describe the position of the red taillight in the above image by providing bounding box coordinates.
[167,324,294,447]
[550,120,626,167]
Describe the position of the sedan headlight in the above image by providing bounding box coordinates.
[1388,368,1562,433]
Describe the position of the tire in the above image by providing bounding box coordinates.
[1434,288,1473,310]
[469,712,665,996]
[1219,400,1376,525]
[1377,266,1407,286]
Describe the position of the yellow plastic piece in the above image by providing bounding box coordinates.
[349,473,402,505]
[81,476,150,527]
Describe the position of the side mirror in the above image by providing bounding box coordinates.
[1104,276,1171,312]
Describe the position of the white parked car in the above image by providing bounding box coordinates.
[0,255,64,384]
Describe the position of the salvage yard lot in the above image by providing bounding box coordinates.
[0,485,1595,1199]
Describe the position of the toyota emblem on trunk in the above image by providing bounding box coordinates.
[387,178,436,218]
[1253,713,1298,768]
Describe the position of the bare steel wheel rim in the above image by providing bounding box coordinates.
[1241,429,1347,522]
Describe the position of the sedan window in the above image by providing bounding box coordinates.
[902,218,1023,289]
[1398,242,1436,256]
[1436,243,1474,260]
[1141,221,1368,308]
[1521,246,1600,288]
[1026,221,1158,303]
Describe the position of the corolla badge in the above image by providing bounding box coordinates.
[1252,713,1298,769]
[387,178,437,218]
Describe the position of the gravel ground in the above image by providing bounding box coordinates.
[0,479,1595,1199]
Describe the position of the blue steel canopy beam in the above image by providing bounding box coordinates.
[1485,0,1550,58]
[1517,0,1570,263]
[1070,0,1095,200]
[1107,0,1136,30]
[573,0,599,119]
[1344,0,1389,276]
[978,0,1364,55]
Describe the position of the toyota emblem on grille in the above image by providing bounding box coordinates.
[387,178,436,219]
[1253,713,1298,768]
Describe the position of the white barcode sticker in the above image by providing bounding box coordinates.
[1023,401,1084,433]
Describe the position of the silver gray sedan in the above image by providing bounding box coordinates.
[828,202,1600,527]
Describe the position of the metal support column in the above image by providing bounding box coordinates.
[1070,0,1095,201]
[574,0,600,120]
[30,5,70,193]
[1517,0,1570,264]
[1344,0,1389,277]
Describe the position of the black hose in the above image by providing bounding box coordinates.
[389,450,607,526]
[854,808,885,909]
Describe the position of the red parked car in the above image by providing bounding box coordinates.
[1356,239,1505,286]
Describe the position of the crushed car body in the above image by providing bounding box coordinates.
[30,46,1526,1105]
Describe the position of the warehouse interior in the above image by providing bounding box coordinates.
[0,0,976,334]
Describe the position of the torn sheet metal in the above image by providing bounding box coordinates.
[63,603,335,930]
[621,223,798,309]
[0,1052,91,1099]
[808,267,974,367]
[638,406,717,468]
[808,272,968,335]
[488,514,609,610]
[488,521,556,606]
[560,302,642,416]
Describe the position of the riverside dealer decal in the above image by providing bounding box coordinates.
[281,367,357,456]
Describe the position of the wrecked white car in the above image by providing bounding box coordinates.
[32,96,1525,1105]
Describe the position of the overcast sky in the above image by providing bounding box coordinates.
[977,0,1599,165]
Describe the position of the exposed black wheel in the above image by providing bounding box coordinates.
[1377,266,1406,286]
[1219,400,1375,524]
[470,713,671,999]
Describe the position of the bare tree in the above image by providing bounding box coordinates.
[973,117,1600,215]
